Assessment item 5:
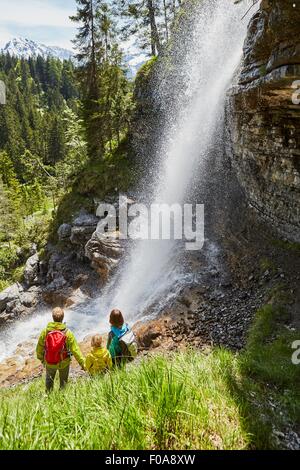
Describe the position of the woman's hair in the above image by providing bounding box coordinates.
[52,307,64,323]
[91,334,102,348]
[110,309,124,328]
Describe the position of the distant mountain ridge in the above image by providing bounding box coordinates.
[1,37,147,76]
[1,37,74,61]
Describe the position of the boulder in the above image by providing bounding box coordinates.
[42,275,70,307]
[57,223,72,241]
[0,284,21,312]
[70,212,99,246]
[73,212,99,228]
[24,253,40,286]
[85,231,125,282]
[21,291,38,309]
[70,225,98,247]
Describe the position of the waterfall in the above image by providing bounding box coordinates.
[91,0,255,325]
[0,0,257,362]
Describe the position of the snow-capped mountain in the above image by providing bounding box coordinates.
[1,37,74,61]
[122,37,148,78]
[1,37,147,77]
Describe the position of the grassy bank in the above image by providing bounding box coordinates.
[0,297,299,450]
[0,350,249,450]
[0,285,300,450]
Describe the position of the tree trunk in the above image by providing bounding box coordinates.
[147,0,161,56]
[90,0,98,98]
[163,0,169,41]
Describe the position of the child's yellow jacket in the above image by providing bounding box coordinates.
[85,347,112,375]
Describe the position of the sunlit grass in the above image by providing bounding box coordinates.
[0,350,249,450]
[0,300,299,450]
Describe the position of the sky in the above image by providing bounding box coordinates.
[0,0,77,50]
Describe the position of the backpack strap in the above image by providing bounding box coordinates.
[119,324,130,340]
[63,329,72,357]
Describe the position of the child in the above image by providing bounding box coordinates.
[107,309,138,365]
[85,335,112,376]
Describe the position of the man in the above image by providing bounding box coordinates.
[36,307,85,392]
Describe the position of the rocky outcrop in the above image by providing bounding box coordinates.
[24,253,40,286]
[85,231,125,282]
[57,209,125,283]
[0,283,41,324]
[0,206,127,323]
[70,213,99,250]
[226,0,300,242]
[57,223,72,241]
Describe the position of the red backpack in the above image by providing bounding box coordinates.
[45,330,69,365]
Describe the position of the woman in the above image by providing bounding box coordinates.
[107,309,138,365]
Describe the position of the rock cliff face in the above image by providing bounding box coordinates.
[226,0,300,242]
[0,209,125,322]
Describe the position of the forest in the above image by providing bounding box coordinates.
[0,0,182,290]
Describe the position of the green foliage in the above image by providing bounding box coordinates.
[0,210,52,287]
[0,54,90,288]
[51,137,134,232]
[259,257,277,275]
[0,245,19,284]
[135,55,158,87]
[226,289,300,449]
[116,0,181,56]
[259,64,267,77]
[71,1,134,160]
[0,54,78,173]
[242,304,298,386]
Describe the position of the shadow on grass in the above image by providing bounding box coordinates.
[224,303,300,449]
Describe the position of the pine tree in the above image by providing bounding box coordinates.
[116,0,181,55]
[0,177,17,243]
[47,115,66,164]
[71,0,104,160]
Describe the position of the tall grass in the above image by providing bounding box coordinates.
[0,350,249,450]
[0,298,299,450]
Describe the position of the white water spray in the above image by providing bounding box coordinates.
[0,0,257,362]
[95,0,255,322]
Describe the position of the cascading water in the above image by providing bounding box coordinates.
[0,0,257,363]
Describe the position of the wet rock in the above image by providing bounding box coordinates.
[42,275,72,307]
[9,303,28,319]
[72,274,89,290]
[135,321,165,349]
[0,284,21,312]
[178,296,192,308]
[73,212,99,228]
[21,291,38,308]
[5,300,18,313]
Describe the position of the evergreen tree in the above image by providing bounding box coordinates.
[71,0,104,159]
[0,177,17,244]
[47,115,66,164]
[116,0,181,55]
